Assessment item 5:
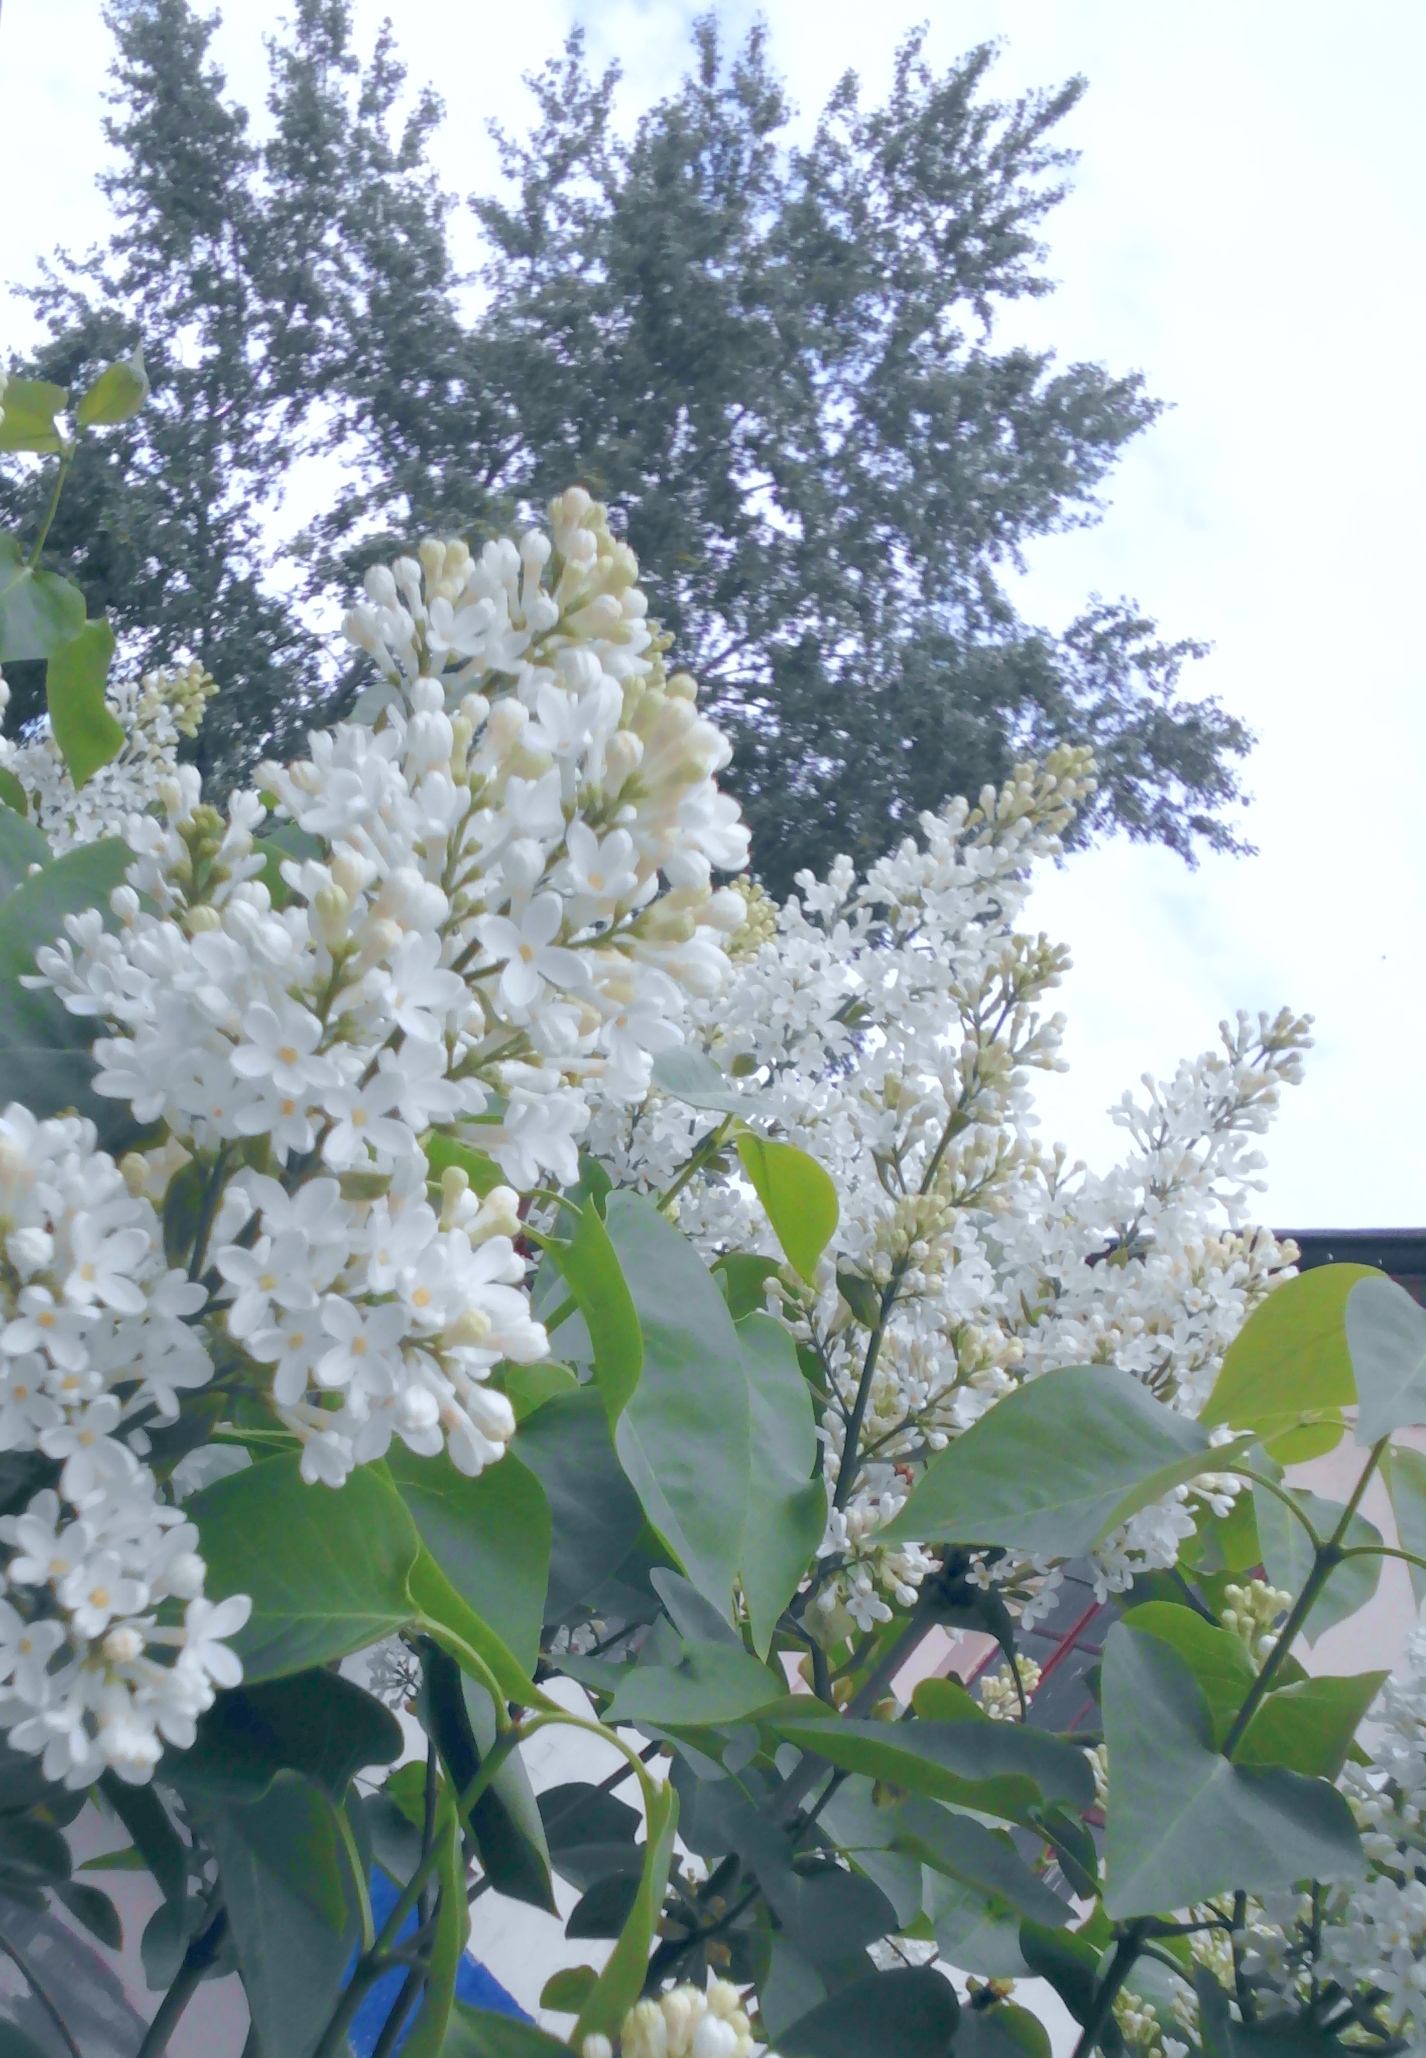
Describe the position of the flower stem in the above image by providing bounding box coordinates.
[1221,1437,1388,1758]
[1070,1919,1148,2058]
[370,1958,429,2058]
[135,1909,229,2058]
[657,1114,734,1213]
[834,1262,905,1511]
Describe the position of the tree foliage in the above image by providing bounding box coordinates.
[0,1,1252,889]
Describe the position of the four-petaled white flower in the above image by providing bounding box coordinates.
[321,1071,414,1168]
[563,821,640,908]
[176,1594,252,1692]
[316,1297,409,1392]
[382,932,465,1041]
[57,1550,147,1639]
[215,1233,321,1340]
[40,1397,134,1500]
[478,893,589,1013]
[2,1287,96,1371]
[0,1601,67,1705]
[230,999,339,1097]
[62,1217,152,1316]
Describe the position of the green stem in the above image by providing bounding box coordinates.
[1070,1920,1148,2058]
[370,1958,428,2058]
[1139,1939,1196,1978]
[1145,1915,1234,1938]
[768,1620,930,1826]
[313,1740,456,2058]
[917,1103,967,1197]
[336,1797,375,1955]
[1338,1542,1426,1574]
[846,1611,932,1716]
[419,1739,439,1928]
[27,442,75,567]
[187,1143,234,1282]
[1222,1438,1388,1759]
[831,1089,972,1517]
[830,1633,877,1681]
[1233,1467,1324,1545]
[834,1262,905,1511]
[135,1910,228,2058]
[312,1706,660,2058]
[1169,1566,1219,1622]
[543,1293,578,1333]
[657,1114,733,1213]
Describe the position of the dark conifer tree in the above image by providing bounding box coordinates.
[0,0,318,784]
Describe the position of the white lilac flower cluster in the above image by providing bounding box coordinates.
[581,1978,757,2058]
[27,490,748,1490]
[1325,1621,1426,2037]
[211,1163,543,1487]
[0,1104,249,1786]
[583,751,1308,1639]
[0,659,217,855]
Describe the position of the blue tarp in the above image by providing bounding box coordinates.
[347,1869,531,2055]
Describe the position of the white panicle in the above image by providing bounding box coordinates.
[582,750,1309,1636]
[26,492,750,1489]
[0,1104,247,1786]
[0,660,217,855]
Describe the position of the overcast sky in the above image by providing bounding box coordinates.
[2,0,1424,1231]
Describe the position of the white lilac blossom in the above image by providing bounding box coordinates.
[0,659,217,855]
[0,1104,248,1785]
[26,491,750,1489]
[582,750,1308,1638]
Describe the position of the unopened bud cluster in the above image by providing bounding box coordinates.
[581,1978,757,2058]
[1220,1580,1292,1664]
[979,1656,1042,1720]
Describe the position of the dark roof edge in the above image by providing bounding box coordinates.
[1275,1229,1426,1273]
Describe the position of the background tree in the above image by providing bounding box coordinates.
[0,0,318,785]
[0,0,1252,889]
